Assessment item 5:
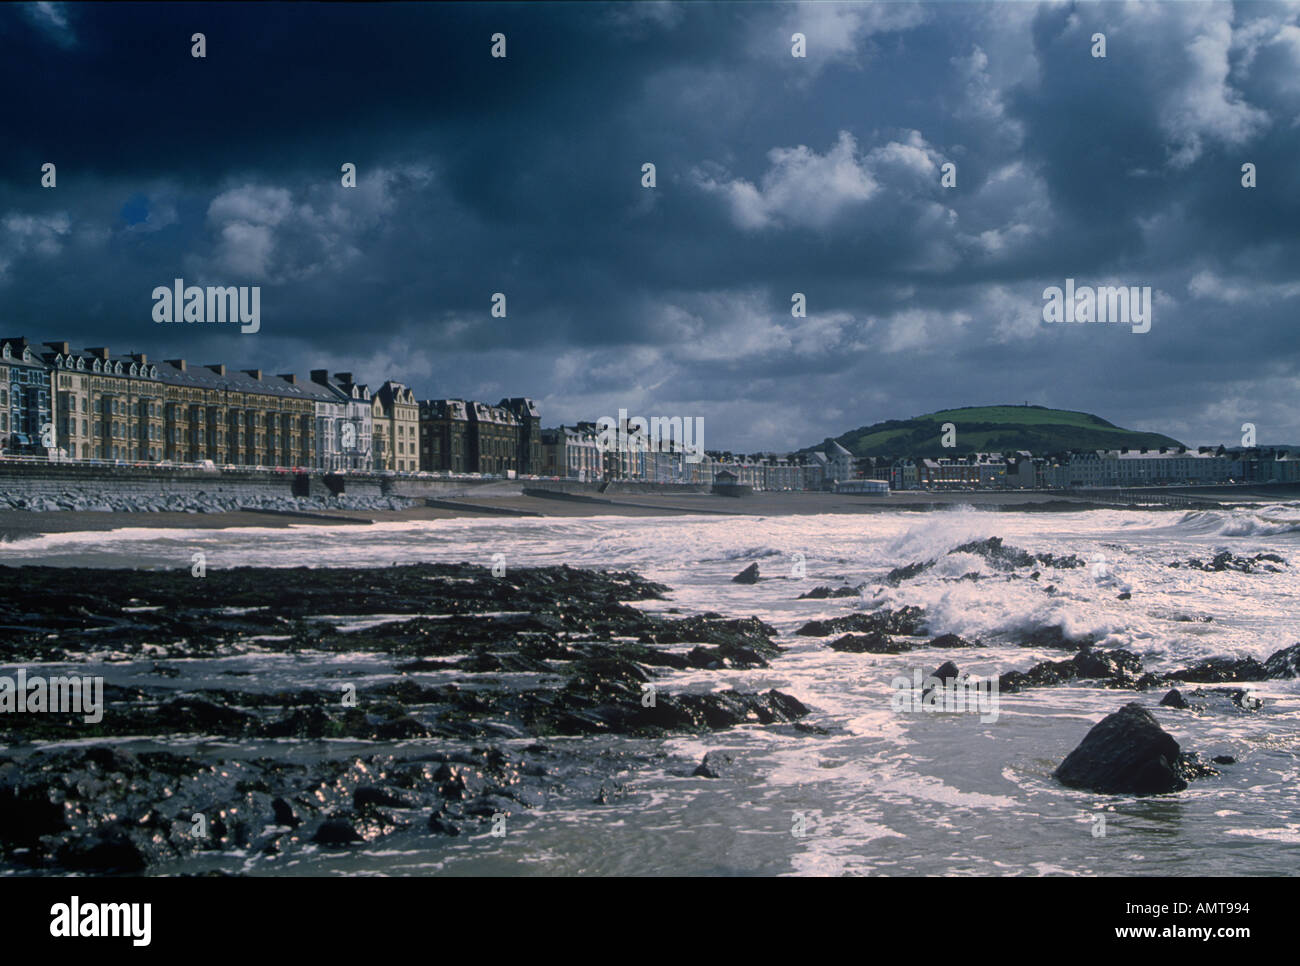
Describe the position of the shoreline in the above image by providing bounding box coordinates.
[0,488,1280,541]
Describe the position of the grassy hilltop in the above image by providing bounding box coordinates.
[808,405,1185,459]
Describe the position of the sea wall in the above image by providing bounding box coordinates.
[0,463,518,512]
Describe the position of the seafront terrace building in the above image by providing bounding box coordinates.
[540,424,603,481]
[38,343,318,466]
[373,381,419,472]
[469,402,520,476]
[310,371,374,471]
[1,338,54,456]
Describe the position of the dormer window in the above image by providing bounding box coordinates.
[129,363,138,376]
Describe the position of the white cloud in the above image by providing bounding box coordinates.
[691,130,879,231]
[1188,269,1300,303]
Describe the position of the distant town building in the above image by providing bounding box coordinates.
[311,370,374,471]
[2,338,54,456]
[419,399,470,473]
[469,401,520,476]
[373,381,419,472]
[500,397,542,476]
[541,424,602,481]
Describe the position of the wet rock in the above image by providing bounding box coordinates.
[1017,625,1097,650]
[1053,703,1211,795]
[795,606,926,638]
[827,632,913,653]
[923,661,961,699]
[313,817,362,846]
[884,561,930,585]
[692,751,738,779]
[1159,689,1189,709]
[797,585,859,599]
[1168,551,1286,573]
[929,632,979,648]
[1164,656,1269,683]
[999,648,1144,693]
[56,821,148,873]
[732,563,760,584]
[0,562,817,873]
[1263,642,1300,678]
[1212,755,1236,765]
[271,797,300,827]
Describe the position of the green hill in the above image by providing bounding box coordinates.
[806,405,1185,459]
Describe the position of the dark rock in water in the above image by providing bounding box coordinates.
[271,797,300,827]
[1117,592,1132,601]
[313,817,362,846]
[1164,656,1269,683]
[732,563,760,584]
[1212,755,1236,765]
[884,561,930,585]
[827,632,913,653]
[56,821,149,873]
[1263,642,1300,678]
[643,615,781,669]
[1159,689,1189,709]
[692,751,738,779]
[795,606,926,638]
[931,661,961,684]
[1073,647,1143,680]
[929,632,979,648]
[427,814,461,836]
[797,585,859,600]
[999,648,1144,693]
[953,537,1085,571]
[1053,703,1210,795]
[0,562,819,873]
[1169,551,1286,573]
[1017,625,1097,650]
[922,661,961,699]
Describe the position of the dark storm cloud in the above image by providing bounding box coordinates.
[1,1,1298,451]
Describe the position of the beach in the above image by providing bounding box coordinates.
[3,487,1273,542]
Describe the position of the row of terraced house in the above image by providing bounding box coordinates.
[0,337,543,476]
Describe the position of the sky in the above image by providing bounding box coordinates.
[1,1,1298,452]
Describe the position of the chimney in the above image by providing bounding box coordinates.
[243,369,262,380]
[334,372,353,384]
[87,347,110,361]
[279,373,298,384]
[44,341,70,355]
[166,359,187,372]
[310,369,330,385]
[132,353,148,365]
[206,364,226,376]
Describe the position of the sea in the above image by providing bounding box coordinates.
[2,503,1298,876]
